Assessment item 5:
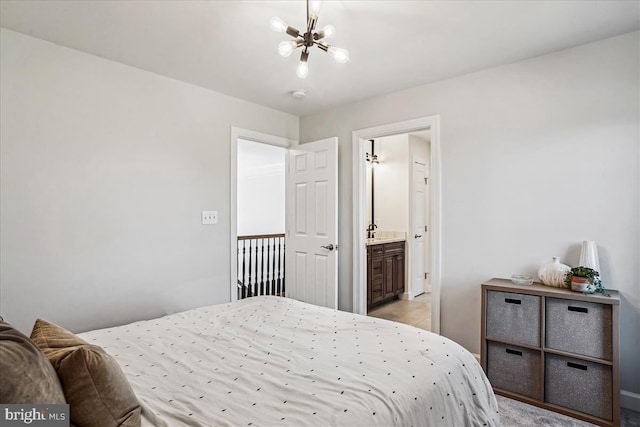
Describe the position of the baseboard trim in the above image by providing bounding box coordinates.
[621,390,640,412]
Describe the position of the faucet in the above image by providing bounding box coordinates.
[366,223,378,239]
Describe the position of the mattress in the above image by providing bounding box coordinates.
[80,296,500,426]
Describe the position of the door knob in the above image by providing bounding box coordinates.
[414,234,423,239]
[321,244,335,251]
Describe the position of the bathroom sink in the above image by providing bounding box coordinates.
[366,235,406,245]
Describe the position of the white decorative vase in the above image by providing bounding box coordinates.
[579,240,600,273]
[538,257,571,288]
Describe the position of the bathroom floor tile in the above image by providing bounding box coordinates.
[368,294,431,331]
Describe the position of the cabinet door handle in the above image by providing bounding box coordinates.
[505,348,522,356]
[567,362,588,371]
[504,298,521,305]
[568,306,588,313]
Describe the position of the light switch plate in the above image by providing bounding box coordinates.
[202,210,218,225]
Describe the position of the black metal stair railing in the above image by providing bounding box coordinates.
[237,234,285,300]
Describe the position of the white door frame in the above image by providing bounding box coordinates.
[230,127,296,302]
[351,115,442,334]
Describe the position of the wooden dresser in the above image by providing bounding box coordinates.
[481,278,620,426]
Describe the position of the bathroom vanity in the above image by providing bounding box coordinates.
[366,236,405,310]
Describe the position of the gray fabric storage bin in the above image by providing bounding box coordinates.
[487,341,541,399]
[546,298,612,360]
[545,353,612,420]
[486,290,540,346]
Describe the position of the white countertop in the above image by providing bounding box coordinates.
[365,231,406,246]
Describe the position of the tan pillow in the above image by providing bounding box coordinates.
[31,319,141,427]
[0,321,66,404]
[30,318,89,370]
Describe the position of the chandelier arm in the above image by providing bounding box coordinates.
[316,41,329,52]
[286,26,301,38]
[307,15,318,32]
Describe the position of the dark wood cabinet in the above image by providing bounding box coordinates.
[367,241,405,310]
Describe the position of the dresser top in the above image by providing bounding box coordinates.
[482,278,620,305]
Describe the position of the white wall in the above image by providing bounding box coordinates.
[374,135,409,232]
[0,29,298,334]
[408,134,430,174]
[300,32,640,396]
[237,139,285,236]
[368,133,430,234]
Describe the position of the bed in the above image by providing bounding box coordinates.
[72,295,500,426]
[1,295,500,426]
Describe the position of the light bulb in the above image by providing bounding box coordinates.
[278,41,298,57]
[270,16,288,33]
[322,24,335,38]
[310,0,322,16]
[296,61,309,79]
[327,46,349,63]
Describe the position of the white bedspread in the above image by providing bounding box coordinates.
[80,296,500,426]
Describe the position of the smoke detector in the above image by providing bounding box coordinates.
[291,89,306,99]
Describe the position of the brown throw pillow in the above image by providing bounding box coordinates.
[0,321,66,404]
[31,319,141,427]
[57,345,141,427]
[30,318,89,370]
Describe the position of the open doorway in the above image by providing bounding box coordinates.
[363,131,432,330]
[230,128,340,309]
[351,115,441,334]
[236,138,287,299]
[229,127,294,302]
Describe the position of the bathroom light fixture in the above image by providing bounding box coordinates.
[270,0,349,79]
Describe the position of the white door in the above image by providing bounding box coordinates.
[411,160,426,297]
[285,138,338,309]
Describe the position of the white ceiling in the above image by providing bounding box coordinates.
[1,1,638,116]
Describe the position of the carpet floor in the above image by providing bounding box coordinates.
[497,395,640,426]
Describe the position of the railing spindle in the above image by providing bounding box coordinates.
[276,238,282,296]
[237,234,285,300]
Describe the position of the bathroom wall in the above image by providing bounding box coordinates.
[373,134,409,232]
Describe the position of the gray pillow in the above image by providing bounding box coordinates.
[0,320,66,404]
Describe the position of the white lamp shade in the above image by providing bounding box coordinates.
[270,17,288,33]
[310,0,322,16]
[327,46,349,63]
[321,24,335,38]
[278,41,297,57]
[296,61,309,78]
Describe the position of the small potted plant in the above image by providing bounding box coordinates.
[564,266,608,296]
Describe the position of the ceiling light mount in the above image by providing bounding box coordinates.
[271,0,349,79]
[291,89,307,99]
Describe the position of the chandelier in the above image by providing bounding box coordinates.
[270,0,349,79]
